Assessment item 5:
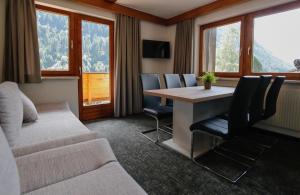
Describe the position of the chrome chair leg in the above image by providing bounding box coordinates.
[141,114,172,143]
[156,117,160,142]
[190,131,254,183]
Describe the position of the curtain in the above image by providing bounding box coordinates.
[4,0,41,83]
[173,19,194,74]
[203,28,217,72]
[114,14,142,117]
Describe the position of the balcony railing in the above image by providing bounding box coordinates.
[82,73,110,106]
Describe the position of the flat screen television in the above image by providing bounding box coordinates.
[143,40,170,59]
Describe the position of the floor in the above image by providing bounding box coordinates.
[85,114,300,195]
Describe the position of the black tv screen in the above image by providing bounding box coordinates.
[143,40,170,59]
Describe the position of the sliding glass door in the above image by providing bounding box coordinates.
[78,15,114,121]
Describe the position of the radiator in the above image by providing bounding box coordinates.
[217,80,300,136]
[261,84,300,132]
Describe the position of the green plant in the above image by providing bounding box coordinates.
[200,72,217,83]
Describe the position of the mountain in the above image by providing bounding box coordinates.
[253,42,295,72]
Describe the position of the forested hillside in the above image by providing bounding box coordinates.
[37,11,109,73]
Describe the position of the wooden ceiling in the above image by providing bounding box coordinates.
[76,0,250,25]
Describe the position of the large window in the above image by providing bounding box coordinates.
[202,20,242,75]
[36,5,75,76]
[252,8,300,73]
[37,10,69,71]
[199,2,300,79]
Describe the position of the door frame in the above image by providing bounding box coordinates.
[76,14,115,121]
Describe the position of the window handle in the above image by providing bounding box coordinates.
[79,66,82,75]
[71,40,74,49]
[247,46,251,55]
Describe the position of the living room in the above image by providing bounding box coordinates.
[0,0,300,194]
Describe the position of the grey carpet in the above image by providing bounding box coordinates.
[85,114,300,195]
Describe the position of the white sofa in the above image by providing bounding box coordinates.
[12,102,97,157]
[0,82,147,195]
[0,126,146,195]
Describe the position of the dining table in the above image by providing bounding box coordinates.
[144,86,235,158]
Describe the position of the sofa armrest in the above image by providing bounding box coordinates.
[13,131,98,157]
[16,138,117,194]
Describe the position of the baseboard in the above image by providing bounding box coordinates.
[255,123,300,138]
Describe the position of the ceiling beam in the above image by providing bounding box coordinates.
[75,0,167,25]
[166,0,250,25]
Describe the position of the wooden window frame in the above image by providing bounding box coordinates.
[199,1,300,80]
[36,5,77,76]
[199,16,245,78]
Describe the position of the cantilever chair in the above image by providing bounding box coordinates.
[182,74,197,87]
[248,75,272,126]
[140,74,173,143]
[263,76,285,119]
[190,76,261,183]
[242,76,285,148]
[163,74,182,107]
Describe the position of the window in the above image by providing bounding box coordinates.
[199,1,300,79]
[202,20,242,74]
[81,20,112,106]
[252,8,300,73]
[36,5,75,76]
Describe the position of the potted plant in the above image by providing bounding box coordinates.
[200,72,217,90]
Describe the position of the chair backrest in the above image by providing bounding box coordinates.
[140,74,161,108]
[228,76,260,136]
[164,74,181,107]
[0,126,20,195]
[249,75,272,126]
[164,74,181,89]
[182,74,197,87]
[263,76,285,119]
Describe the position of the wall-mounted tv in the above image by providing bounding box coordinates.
[143,40,170,59]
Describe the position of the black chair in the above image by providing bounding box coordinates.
[241,76,285,150]
[249,75,272,126]
[182,74,197,87]
[263,76,285,119]
[140,73,173,143]
[164,74,182,107]
[232,75,273,151]
[190,76,261,183]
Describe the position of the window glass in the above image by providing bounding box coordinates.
[203,22,241,73]
[253,8,300,73]
[81,20,111,106]
[37,10,69,71]
[82,21,109,73]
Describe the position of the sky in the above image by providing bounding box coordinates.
[254,8,300,65]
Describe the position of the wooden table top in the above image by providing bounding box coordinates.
[144,86,235,103]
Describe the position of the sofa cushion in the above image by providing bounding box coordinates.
[13,132,97,157]
[0,82,23,146]
[17,138,116,193]
[13,102,92,152]
[0,126,20,195]
[24,162,147,195]
[20,91,38,123]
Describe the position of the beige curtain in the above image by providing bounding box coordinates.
[115,14,142,117]
[173,19,194,74]
[4,0,41,83]
[203,29,217,72]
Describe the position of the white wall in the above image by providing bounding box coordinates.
[0,0,6,82]
[141,21,176,86]
[20,78,80,115]
[141,21,175,74]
